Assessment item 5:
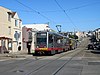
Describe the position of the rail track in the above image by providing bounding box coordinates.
[0,48,83,75]
[25,48,85,75]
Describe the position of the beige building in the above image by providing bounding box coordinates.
[76,31,86,41]
[0,6,22,53]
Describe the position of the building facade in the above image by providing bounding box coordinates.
[76,31,86,40]
[22,24,52,53]
[0,6,22,53]
[23,23,51,31]
[94,28,100,41]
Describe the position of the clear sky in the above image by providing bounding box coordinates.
[0,0,100,32]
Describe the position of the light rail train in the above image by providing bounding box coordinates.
[31,31,77,55]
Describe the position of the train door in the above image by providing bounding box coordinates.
[48,33,53,48]
[54,34,63,53]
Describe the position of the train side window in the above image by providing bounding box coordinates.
[48,34,53,47]
[57,39,61,44]
[49,34,53,43]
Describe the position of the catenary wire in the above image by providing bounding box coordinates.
[54,0,79,31]
[9,1,100,13]
[15,0,56,23]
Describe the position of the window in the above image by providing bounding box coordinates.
[14,31,19,41]
[8,26,11,35]
[19,32,21,40]
[19,32,21,38]
[8,40,12,50]
[57,39,61,44]
[15,20,18,26]
[7,12,11,21]
[28,32,32,41]
[19,20,21,28]
[36,32,47,47]
[49,34,53,43]
[48,34,53,47]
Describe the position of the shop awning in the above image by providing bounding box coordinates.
[0,37,12,40]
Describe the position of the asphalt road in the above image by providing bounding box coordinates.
[0,38,100,75]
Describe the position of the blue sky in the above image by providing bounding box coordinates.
[0,0,100,32]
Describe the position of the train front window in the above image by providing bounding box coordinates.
[36,33,47,48]
[37,38,46,44]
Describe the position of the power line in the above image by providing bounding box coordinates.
[54,0,79,31]
[15,0,56,23]
[12,1,100,13]
[68,1,100,12]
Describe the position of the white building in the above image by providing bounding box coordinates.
[23,23,51,31]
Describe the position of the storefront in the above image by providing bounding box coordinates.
[0,37,12,53]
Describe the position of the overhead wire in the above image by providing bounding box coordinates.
[54,0,79,31]
[11,1,100,13]
[67,1,100,13]
[14,0,100,31]
[15,0,56,23]
[12,0,100,13]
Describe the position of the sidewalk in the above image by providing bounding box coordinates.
[0,50,33,59]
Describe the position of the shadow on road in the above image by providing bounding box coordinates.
[91,50,100,54]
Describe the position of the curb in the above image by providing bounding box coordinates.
[0,53,33,58]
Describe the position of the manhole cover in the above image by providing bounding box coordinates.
[13,70,24,73]
[88,62,100,65]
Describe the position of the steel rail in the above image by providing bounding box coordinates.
[26,50,78,75]
[26,49,83,75]
[51,49,85,75]
[0,49,76,74]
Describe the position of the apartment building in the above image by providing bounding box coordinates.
[0,6,22,53]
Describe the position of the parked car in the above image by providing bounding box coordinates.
[87,43,94,50]
[91,43,100,53]
[94,43,100,50]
